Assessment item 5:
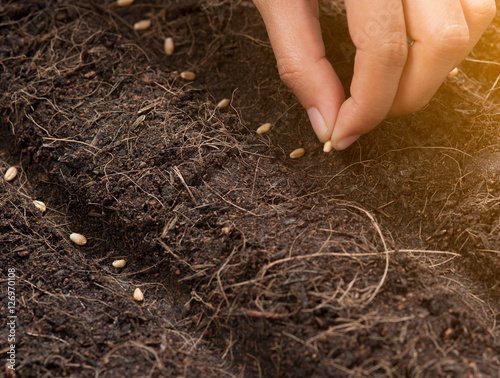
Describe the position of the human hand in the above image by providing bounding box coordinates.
[253,0,496,150]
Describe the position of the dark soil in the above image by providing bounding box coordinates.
[1,1,500,377]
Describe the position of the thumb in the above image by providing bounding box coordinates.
[254,0,345,142]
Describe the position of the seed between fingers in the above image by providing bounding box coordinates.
[323,141,333,153]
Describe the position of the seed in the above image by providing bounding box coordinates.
[33,200,47,213]
[256,123,272,134]
[323,140,333,153]
[117,0,134,5]
[449,67,459,76]
[180,71,196,81]
[134,19,151,31]
[112,259,127,268]
[290,148,305,159]
[4,166,17,181]
[164,37,174,55]
[133,288,144,301]
[70,233,87,246]
[217,98,230,108]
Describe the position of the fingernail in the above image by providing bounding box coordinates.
[307,107,329,141]
[334,135,360,150]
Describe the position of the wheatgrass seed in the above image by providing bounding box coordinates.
[117,0,134,6]
[70,233,87,246]
[323,140,333,153]
[180,71,196,81]
[112,259,127,268]
[134,19,151,31]
[133,288,144,301]
[256,123,272,134]
[33,200,47,213]
[217,98,230,108]
[164,37,174,55]
[290,148,305,159]
[4,166,17,182]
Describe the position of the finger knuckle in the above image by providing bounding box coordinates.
[434,23,470,51]
[277,57,309,92]
[373,33,408,67]
[467,0,497,23]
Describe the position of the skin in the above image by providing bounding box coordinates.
[253,0,497,150]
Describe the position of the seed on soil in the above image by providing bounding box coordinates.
[180,71,196,81]
[256,123,272,134]
[290,148,305,159]
[112,259,127,268]
[323,140,333,153]
[217,98,230,108]
[134,19,151,31]
[70,233,87,246]
[33,200,47,213]
[117,0,134,6]
[449,67,459,76]
[164,37,174,55]
[133,288,144,301]
[4,166,17,181]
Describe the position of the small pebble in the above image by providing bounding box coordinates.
[70,233,87,246]
[290,148,306,159]
[134,19,151,31]
[323,140,333,153]
[117,0,134,5]
[217,98,230,108]
[449,67,459,76]
[164,37,174,55]
[180,71,196,81]
[133,288,144,301]
[33,200,47,213]
[4,166,17,181]
[112,259,127,268]
[256,123,272,134]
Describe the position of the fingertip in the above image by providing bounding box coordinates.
[254,0,345,142]
[330,97,372,150]
[300,63,345,141]
[332,134,360,151]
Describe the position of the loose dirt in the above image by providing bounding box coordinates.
[1,1,500,377]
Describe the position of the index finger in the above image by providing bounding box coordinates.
[253,0,345,142]
[331,0,408,150]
